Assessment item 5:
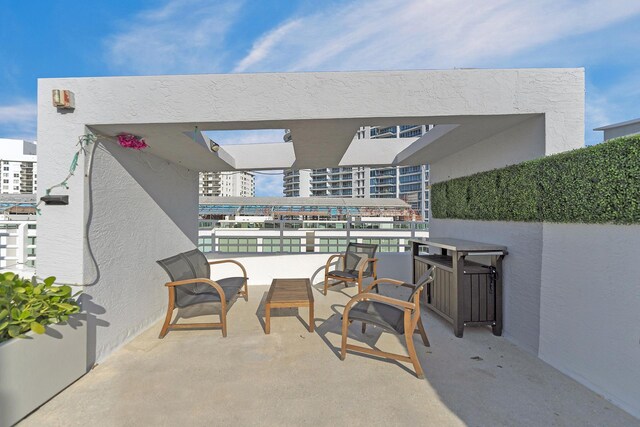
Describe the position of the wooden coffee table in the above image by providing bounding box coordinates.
[265,278,314,334]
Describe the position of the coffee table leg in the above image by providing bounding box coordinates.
[309,303,314,333]
[265,303,271,334]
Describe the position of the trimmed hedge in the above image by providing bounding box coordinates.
[431,135,640,224]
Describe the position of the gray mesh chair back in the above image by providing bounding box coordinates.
[343,243,377,276]
[157,249,213,308]
[408,267,435,303]
[377,267,433,335]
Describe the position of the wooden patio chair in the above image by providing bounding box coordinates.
[340,267,434,378]
[156,249,248,338]
[323,242,378,295]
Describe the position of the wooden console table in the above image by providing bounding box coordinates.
[411,238,507,338]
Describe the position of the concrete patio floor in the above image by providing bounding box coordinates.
[21,283,638,427]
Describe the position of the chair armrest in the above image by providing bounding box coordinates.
[164,278,226,305]
[357,257,378,277]
[363,278,405,293]
[208,259,248,279]
[344,291,415,313]
[325,254,345,272]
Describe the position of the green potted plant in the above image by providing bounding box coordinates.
[0,273,80,341]
[0,272,88,426]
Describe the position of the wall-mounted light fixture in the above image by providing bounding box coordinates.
[40,195,69,205]
[210,140,220,152]
[52,90,75,109]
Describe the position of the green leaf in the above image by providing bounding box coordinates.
[30,322,45,334]
[43,277,56,286]
[14,287,26,294]
[0,308,7,320]
[8,325,21,338]
[56,303,76,311]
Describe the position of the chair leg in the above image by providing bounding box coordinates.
[416,317,430,347]
[159,291,175,339]
[340,313,350,360]
[221,309,227,337]
[361,322,367,334]
[323,275,328,296]
[405,332,424,379]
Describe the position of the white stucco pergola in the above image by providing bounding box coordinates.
[37,68,584,361]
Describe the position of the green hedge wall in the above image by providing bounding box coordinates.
[431,135,640,224]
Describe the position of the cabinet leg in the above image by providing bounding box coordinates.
[454,324,464,338]
[492,324,502,336]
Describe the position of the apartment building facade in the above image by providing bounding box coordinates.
[0,139,38,194]
[283,126,431,219]
[199,171,255,197]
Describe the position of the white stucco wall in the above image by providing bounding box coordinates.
[84,141,198,361]
[538,223,640,419]
[430,115,546,182]
[207,252,412,287]
[84,142,198,361]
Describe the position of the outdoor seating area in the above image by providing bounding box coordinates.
[20,273,637,426]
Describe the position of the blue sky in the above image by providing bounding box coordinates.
[1,0,639,195]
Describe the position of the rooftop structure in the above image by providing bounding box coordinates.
[594,117,640,141]
[18,68,639,422]
[199,196,414,220]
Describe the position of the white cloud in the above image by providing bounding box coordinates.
[233,20,302,72]
[0,102,37,140]
[104,0,243,75]
[233,0,640,72]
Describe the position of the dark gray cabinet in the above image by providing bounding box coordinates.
[411,238,507,338]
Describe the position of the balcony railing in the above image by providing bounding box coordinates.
[0,218,427,269]
[198,219,428,253]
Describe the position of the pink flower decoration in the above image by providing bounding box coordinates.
[117,134,148,150]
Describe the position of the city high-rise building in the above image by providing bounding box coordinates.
[283,169,311,197]
[0,139,37,194]
[199,171,255,197]
[282,126,431,219]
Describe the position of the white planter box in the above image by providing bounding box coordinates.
[0,314,88,426]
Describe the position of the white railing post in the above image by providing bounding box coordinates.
[16,223,28,267]
[279,220,284,253]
